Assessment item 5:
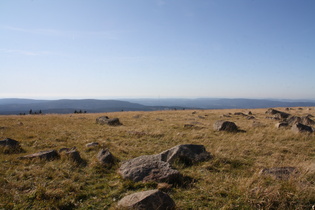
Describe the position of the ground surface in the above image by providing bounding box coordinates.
[1,107,315,209]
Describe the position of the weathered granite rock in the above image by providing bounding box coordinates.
[65,150,84,164]
[96,116,122,126]
[260,167,297,180]
[19,150,59,161]
[97,149,116,166]
[158,144,212,166]
[213,120,238,132]
[117,189,175,210]
[265,108,290,119]
[275,122,289,128]
[291,123,313,133]
[118,144,211,183]
[119,155,181,183]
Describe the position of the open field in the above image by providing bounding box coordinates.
[1,107,315,209]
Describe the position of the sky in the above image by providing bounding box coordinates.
[1,0,314,100]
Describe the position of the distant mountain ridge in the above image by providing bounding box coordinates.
[0,98,314,115]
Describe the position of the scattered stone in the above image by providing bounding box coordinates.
[86,142,99,147]
[0,138,22,153]
[247,111,253,115]
[260,167,297,180]
[291,123,313,133]
[118,144,211,183]
[234,112,247,116]
[96,116,122,126]
[265,108,290,119]
[275,122,289,128]
[247,116,255,120]
[213,120,238,132]
[59,147,76,153]
[119,155,181,183]
[97,149,116,166]
[65,149,84,164]
[19,150,60,161]
[158,144,212,166]
[117,189,175,210]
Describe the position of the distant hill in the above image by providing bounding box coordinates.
[127,98,315,109]
[0,99,183,115]
[0,98,314,115]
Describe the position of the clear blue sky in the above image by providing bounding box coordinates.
[1,0,314,99]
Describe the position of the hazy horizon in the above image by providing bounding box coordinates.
[1,1,314,99]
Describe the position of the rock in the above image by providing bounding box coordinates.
[158,144,212,166]
[19,150,59,161]
[86,142,99,147]
[291,123,313,133]
[265,108,290,119]
[65,150,84,164]
[97,149,116,166]
[96,116,122,126]
[0,138,22,153]
[119,155,181,183]
[275,122,289,128]
[286,116,302,125]
[301,116,315,125]
[117,189,175,210]
[247,116,255,120]
[0,138,20,147]
[213,120,238,132]
[59,147,76,153]
[118,144,211,183]
[234,112,247,116]
[260,167,297,180]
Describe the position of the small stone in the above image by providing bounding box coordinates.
[117,189,175,210]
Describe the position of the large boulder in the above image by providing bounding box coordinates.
[96,116,122,126]
[117,189,175,210]
[118,144,211,183]
[119,155,181,183]
[213,120,238,132]
[265,108,290,119]
[291,123,313,134]
[158,144,212,166]
[19,150,60,161]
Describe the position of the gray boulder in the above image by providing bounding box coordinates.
[213,120,238,132]
[158,144,212,166]
[96,116,122,126]
[19,150,60,161]
[119,155,181,183]
[117,189,175,210]
[265,108,290,119]
[97,149,116,166]
[291,123,313,133]
[118,144,211,183]
[275,122,289,128]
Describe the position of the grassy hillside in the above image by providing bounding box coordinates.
[1,107,315,209]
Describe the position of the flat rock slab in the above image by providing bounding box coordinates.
[19,150,59,161]
[261,167,297,180]
[117,189,175,210]
[119,144,211,183]
[119,155,181,183]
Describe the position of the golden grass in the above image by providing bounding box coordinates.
[1,107,315,209]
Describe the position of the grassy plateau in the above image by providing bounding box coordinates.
[1,107,315,209]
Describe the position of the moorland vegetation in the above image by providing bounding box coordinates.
[1,107,315,209]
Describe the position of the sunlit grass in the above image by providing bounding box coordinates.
[0,107,315,209]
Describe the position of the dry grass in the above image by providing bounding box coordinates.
[1,107,315,209]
